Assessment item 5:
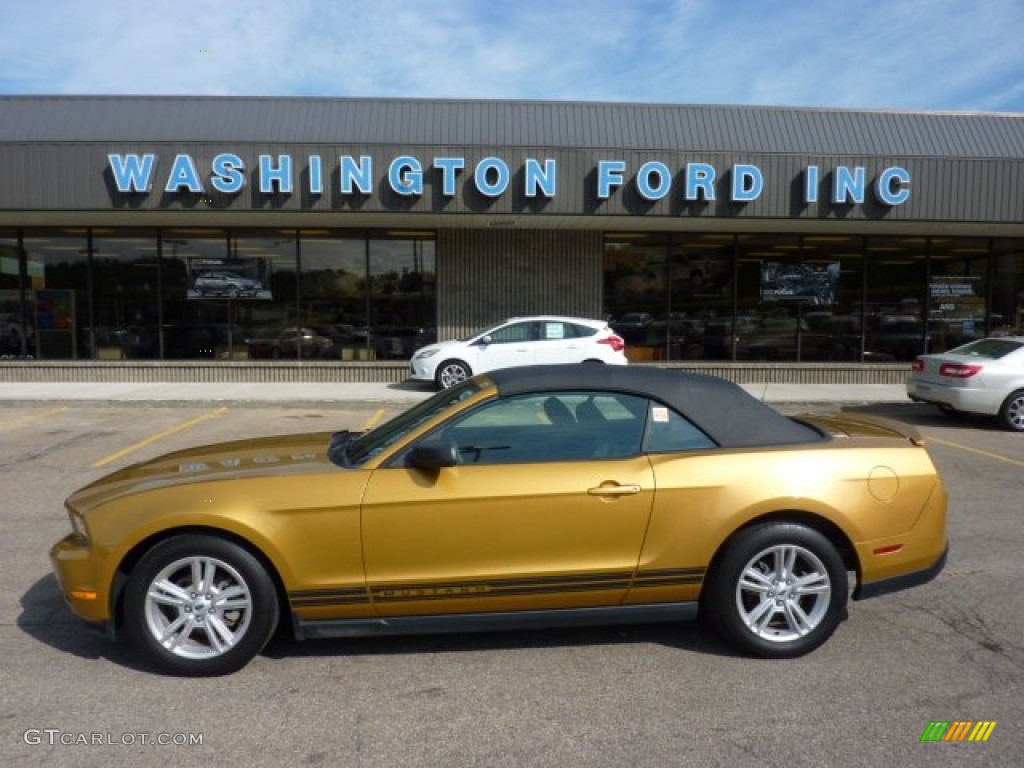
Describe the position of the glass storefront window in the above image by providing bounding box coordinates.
[368,234,436,359]
[864,237,928,361]
[669,235,735,360]
[993,239,1024,336]
[22,230,90,359]
[90,230,159,359]
[604,234,668,362]
[230,232,299,360]
[299,233,369,360]
[928,238,989,350]
[0,229,26,357]
[160,230,232,359]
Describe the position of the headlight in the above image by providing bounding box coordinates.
[69,510,90,541]
[414,349,440,360]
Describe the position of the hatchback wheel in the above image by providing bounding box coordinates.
[436,360,471,389]
[705,523,847,658]
[998,390,1024,432]
[124,535,279,676]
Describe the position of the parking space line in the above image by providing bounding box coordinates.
[0,405,68,430]
[361,408,388,431]
[92,407,229,469]
[926,435,1024,469]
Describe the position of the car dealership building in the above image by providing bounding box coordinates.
[0,95,1022,381]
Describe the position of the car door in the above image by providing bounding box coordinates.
[472,320,538,373]
[360,390,655,616]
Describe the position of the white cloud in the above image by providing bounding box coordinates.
[0,0,1021,111]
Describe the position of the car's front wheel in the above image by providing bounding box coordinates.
[124,535,279,676]
[435,360,471,389]
[998,389,1024,431]
[704,522,847,658]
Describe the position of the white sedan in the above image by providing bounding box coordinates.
[411,316,627,388]
[907,336,1024,430]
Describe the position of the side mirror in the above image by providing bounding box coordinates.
[476,335,493,346]
[407,439,458,470]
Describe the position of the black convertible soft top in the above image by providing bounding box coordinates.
[487,365,825,449]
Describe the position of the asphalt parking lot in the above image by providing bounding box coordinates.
[2,399,1022,767]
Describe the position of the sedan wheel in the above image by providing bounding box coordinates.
[998,390,1024,431]
[436,360,471,389]
[124,535,278,676]
[705,523,847,658]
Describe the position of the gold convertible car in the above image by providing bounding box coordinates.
[51,366,948,675]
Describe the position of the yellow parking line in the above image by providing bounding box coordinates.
[0,405,68,429]
[361,408,388,431]
[93,407,228,469]
[926,435,1024,469]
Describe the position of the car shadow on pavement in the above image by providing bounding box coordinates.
[18,574,152,673]
[386,380,436,393]
[261,616,743,662]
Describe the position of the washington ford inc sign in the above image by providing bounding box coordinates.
[107,153,912,208]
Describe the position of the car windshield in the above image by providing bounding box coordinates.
[948,338,1024,359]
[344,379,484,465]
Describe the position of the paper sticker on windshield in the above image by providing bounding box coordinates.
[652,406,669,423]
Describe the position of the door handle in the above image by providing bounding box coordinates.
[587,484,642,497]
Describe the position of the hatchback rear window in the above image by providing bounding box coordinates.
[948,339,1024,359]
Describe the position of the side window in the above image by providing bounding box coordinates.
[645,404,716,452]
[489,322,537,344]
[567,322,598,338]
[541,322,570,340]
[424,391,649,465]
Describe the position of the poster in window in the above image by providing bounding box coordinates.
[186,257,272,300]
[760,262,839,305]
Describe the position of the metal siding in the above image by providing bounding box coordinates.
[437,230,602,340]
[3,96,1024,156]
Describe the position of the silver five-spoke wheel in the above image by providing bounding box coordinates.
[144,556,254,660]
[436,360,471,389]
[735,544,831,643]
[125,535,278,676]
[705,522,847,658]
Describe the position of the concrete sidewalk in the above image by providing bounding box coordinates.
[0,381,911,405]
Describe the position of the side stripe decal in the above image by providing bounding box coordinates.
[289,567,706,607]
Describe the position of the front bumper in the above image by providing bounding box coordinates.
[409,359,436,382]
[49,534,113,626]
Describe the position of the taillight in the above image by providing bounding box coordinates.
[939,363,982,378]
[598,334,625,352]
[911,358,924,372]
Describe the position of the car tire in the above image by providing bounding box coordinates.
[435,360,471,389]
[704,522,847,659]
[998,389,1024,431]
[123,534,279,676]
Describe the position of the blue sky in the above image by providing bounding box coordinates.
[2,0,1021,111]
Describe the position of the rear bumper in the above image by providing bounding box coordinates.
[855,544,947,600]
[906,378,1002,415]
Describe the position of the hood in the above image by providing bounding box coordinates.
[68,431,337,512]
[416,337,469,355]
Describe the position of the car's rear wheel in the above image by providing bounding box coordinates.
[124,535,279,676]
[436,360,471,389]
[998,390,1024,431]
[704,523,847,658]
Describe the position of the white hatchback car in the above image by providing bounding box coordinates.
[907,336,1024,431]
[411,316,628,388]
